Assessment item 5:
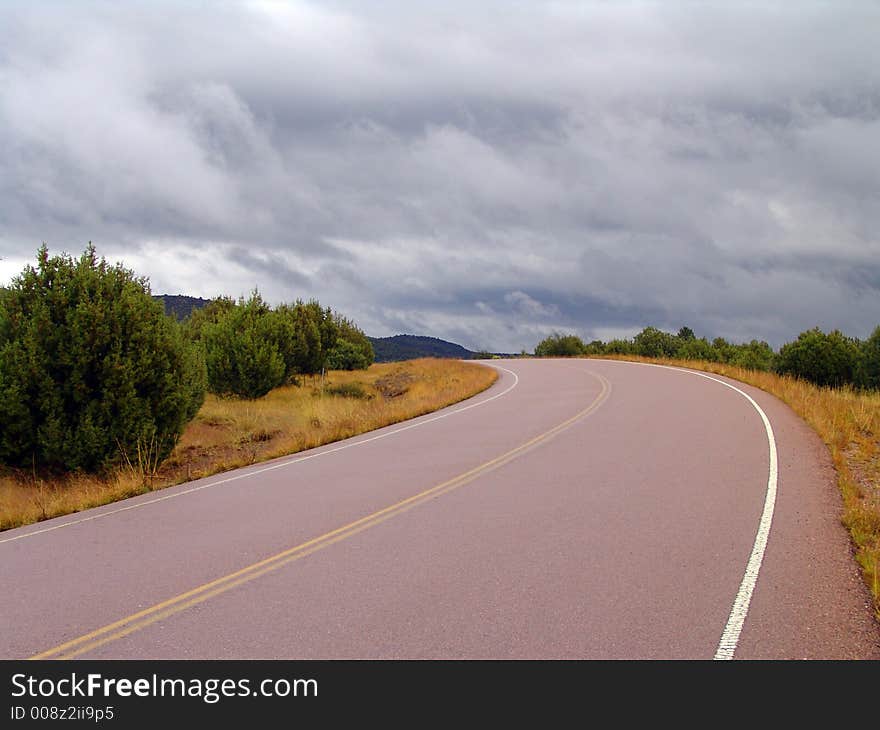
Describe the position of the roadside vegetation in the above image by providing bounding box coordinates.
[535,326,880,616]
[0,245,206,473]
[0,245,496,531]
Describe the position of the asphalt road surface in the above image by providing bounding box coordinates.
[3,359,878,659]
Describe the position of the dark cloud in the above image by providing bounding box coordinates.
[1,1,879,351]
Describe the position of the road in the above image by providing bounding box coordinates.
[2,358,878,659]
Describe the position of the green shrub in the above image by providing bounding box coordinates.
[326,338,372,370]
[775,327,860,387]
[731,340,776,371]
[326,315,374,370]
[633,326,679,358]
[181,296,236,342]
[274,300,339,377]
[0,244,206,472]
[677,336,717,361]
[856,326,880,390]
[197,295,374,396]
[603,338,634,355]
[202,292,286,400]
[710,337,737,363]
[534,332,586,357]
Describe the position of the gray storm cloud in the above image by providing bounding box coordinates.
[1,0,878,352]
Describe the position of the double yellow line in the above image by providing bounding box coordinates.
[32,371,610,660]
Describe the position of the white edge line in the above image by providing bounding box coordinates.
[594,358,778,660]
[0,363,519,545]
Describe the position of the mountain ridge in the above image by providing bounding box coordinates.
[153,294,212,321]
[367,334,477,362]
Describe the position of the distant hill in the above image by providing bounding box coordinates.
[154,294,211,321]
[368,334,477,362]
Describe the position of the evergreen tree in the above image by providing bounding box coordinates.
[677,336,717,361]
[731,340,776,371]
[534,333,586,357]
[202,291,286,399]
[633,326,679,357]
[181,296,236,342]
[0,244,206,472]
[775,327,860,387]
[856,326,880,390]
[326,315,374,370]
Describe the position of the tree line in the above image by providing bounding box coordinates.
[534,325,880,389]
[0,245,373,473]
[185,292,373,399]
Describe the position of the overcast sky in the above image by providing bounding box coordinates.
[2,1,878,351]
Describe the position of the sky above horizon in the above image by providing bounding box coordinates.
[2,1,879,352]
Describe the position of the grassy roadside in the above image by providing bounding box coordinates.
[594,353,880,617]
[0,358,498,532]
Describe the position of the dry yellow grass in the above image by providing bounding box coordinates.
[0,358,497,532]
[596,354,880,616]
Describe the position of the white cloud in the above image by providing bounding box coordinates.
[503,291,559,318]
[1,1,879,351]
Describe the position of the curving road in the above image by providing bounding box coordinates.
[2,359,878,659]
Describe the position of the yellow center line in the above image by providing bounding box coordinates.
[30,370,610,660]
